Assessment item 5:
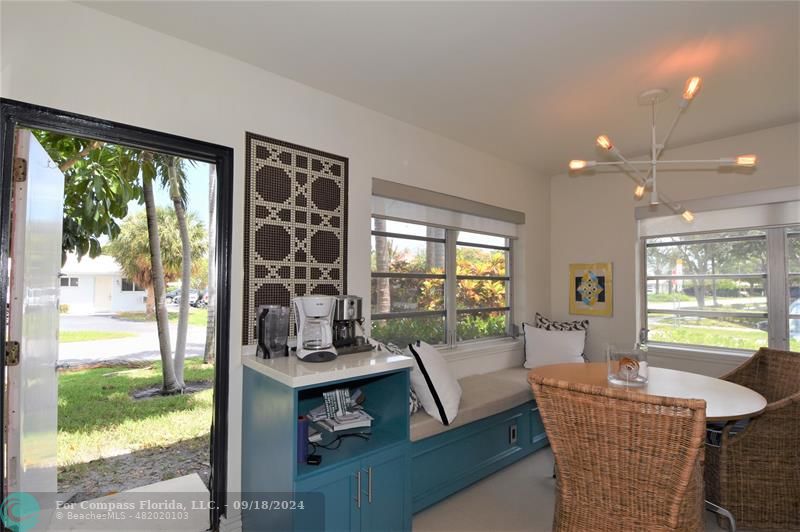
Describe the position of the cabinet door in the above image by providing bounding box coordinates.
[295,463,360,532]
[360,447,411,532]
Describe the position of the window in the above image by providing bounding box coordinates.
[455,232,511,341]
[121,278,143,292]
[788,228,800,351]
[60,277,78,287]
[643,225,799,352]
[370,217,511,347]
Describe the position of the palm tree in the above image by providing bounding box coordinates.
[374,218,391,313]
[166,156,191,388]
[107,207,208,393]
[141,154,179,393]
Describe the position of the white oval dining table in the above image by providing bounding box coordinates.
[530,362,767,422]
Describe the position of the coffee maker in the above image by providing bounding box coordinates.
[292,296,337,362]
[332,295,373,355]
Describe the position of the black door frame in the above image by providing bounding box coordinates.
[0,98,233,530]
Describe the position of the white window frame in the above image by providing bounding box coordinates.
[639,225,796,353]
[370,215,513,347]
[787,228,800,346]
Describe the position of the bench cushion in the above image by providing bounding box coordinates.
[410,367,533,441]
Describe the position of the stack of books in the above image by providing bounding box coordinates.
[315,410,373,433]
[306,387,372,434]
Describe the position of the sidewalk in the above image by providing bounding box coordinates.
[58,314,208,367]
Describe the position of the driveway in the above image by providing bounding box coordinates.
[59,314,208,367]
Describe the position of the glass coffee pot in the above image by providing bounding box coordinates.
[301,316,333,351]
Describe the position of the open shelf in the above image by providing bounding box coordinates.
[295,371,409,479]
[296,427,405,479]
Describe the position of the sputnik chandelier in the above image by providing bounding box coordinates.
[569,76,757,222]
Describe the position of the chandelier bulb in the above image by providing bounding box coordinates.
[682,76,702,101]
[682,210,695,223]
[634,184,646,200]
[569,160,588,170]
[596,135,613,151]
[735,154,758,167]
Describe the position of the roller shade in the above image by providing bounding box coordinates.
[372,196,520,238]
[638,186,800,237]
[372,178,523,238]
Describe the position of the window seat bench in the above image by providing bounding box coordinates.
[410,367,549,513]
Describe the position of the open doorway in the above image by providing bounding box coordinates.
[38,129,217,501]
[0,99,232,530]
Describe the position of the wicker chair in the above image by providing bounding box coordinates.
[704,347,800,531]
[529,374,707,532]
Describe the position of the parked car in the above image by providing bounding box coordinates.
[165,288,181,304]
[193,290,209,308]
[173,289,200,306]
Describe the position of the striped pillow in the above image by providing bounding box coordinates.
[409,387,422,415]
[535,312,589,332]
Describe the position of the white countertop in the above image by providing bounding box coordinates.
[242,350,414,388]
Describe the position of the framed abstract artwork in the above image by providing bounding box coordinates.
[569,262,613,317]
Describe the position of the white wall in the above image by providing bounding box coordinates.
[549,122,800,373]
[58,275,144,314]
[1,1,549,495]
[58,276,94,314]
[111,277,146,313]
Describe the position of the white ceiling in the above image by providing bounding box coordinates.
[86,1,799,177]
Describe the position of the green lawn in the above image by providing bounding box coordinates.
[650,318,800,352]
[650,323,767,351]
[60,330,138,343]
[58,359,213,467]
[116,308,208,327]
[647,293,693,303]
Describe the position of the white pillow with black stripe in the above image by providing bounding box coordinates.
[407,341,461,425]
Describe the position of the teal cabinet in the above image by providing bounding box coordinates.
[359,447,410,532]
[242,365,411,532]
[295,461,359,532]
[530,405,547,446]
[295,445,410,532]
[411,400,549,513]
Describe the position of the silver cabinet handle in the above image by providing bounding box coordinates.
[355,471,361,509]
[367,466,373,503]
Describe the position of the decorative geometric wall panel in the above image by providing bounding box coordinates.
[243,132,348,344]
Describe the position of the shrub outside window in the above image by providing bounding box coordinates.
[370,217,511,347]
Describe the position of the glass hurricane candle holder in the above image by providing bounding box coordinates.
[607,344,648,386]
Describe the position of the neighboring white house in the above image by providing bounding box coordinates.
[59,254,146,314]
